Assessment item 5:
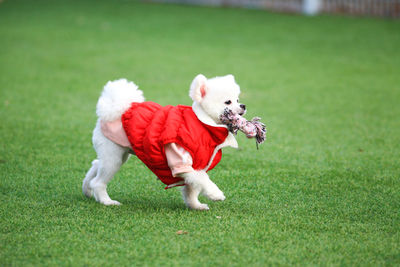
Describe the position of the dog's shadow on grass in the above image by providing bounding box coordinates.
[78,194,186,212]
[121,196,185,212]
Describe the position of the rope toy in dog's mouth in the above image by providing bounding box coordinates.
[220,108,267,149]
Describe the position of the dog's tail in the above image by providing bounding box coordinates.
[96,78,145,122]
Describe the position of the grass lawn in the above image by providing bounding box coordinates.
[1,0,400,265]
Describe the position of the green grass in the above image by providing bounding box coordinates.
[1,0,400,265]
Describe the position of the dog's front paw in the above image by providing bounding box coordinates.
[194,203,210,210]
[188,203,209,211]
[99,199,121,206]
[204,189,226,202]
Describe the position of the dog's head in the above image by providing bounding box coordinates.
[189,74,246,123]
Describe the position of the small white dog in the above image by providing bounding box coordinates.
[82,74,246,210]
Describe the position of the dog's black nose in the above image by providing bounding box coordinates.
[240,104,246,110]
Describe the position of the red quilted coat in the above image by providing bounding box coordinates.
[121,102,229,188]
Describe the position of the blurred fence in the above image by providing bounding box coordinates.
[322,0,399,17]
[150,0,400,18]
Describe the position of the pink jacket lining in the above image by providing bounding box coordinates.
[100,120,194,177]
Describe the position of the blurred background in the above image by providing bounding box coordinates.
[151,0,400,17]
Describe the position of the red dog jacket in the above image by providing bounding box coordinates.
[121,102,234,188]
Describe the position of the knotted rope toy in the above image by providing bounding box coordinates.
[220,108,267,149]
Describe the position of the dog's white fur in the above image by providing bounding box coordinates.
[82,74,244,210]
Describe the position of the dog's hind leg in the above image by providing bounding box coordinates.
[84,121,130,205]
[82,159,99,198]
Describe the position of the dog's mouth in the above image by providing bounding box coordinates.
[239,109,247,116]
[222,108,246,119]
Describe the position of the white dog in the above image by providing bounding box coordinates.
[82,74,246,210]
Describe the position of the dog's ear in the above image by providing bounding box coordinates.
[189,74,208,102]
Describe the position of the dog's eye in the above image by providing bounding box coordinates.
[224,100,232,105]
